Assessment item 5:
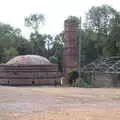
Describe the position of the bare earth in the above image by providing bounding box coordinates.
[0,86,120,120]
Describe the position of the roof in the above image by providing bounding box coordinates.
[6,55,51,65]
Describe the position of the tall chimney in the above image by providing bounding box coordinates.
[63,19,78,74]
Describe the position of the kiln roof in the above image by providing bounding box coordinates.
[6,55,51,65]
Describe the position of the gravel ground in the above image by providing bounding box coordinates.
[0,86,120,120]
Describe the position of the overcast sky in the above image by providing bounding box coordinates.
[0,0,119,38]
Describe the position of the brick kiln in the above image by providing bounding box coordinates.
[0,55,59,85]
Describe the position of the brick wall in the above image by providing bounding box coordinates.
[0,64,61,85]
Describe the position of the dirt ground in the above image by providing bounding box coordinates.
[0,86,120,120]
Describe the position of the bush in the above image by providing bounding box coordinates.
[79,72,93,88]
[67,70,79,85]
[49,56,58,64]
[81,72,92,85]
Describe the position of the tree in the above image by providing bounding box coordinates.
[0,23,23,62]
[45,34,53,58]
[85,4,117,56]
[103,12,120,56]
[0,22,34,63]
[79,29,98,65]
[24,14,45,33]
[0,23,16,48]
[3,47,19,62]
[0,44,4,63]
[17,38,32,55]
[30,32,46,56]
[25,13,46,56]
[85,4,116,35]
[67,16,80,24]
[54,32,64,57]
[51,32,64,72]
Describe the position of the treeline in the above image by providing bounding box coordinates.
[79,4,120,66]
[0,4,120,68]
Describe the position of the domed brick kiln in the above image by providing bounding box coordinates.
[0,55,59,85]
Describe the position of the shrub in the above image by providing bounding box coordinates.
[49,56,58,64]
[67,70,79,85]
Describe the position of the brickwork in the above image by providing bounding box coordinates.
[0,64,59,85]
[63,20,78,74]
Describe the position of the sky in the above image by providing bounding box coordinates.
[0,0,119,39]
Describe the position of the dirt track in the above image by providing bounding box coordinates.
[0,86,120,120]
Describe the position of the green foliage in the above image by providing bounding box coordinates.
[30,32,46,56]
[85,4,116,34]
[18,41,32,55]
[48,32,64,72]
[24,13,47,57]
[0,22,28,63]
[103,41,119,57]
[53,32,64,57]
[66,16,80,25]
[24,14,45,32]
[0,44,4,62]
[81,4,120,65]
[49,56,58,64]
[74,72,93,88]
[67,70,79,85]
[2,47,19,62]
[81,72,92,85]
[44,34,53,58]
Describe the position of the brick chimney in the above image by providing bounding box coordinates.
[63,19,78,74]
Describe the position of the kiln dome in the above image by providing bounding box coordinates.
[6,55,51,65]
